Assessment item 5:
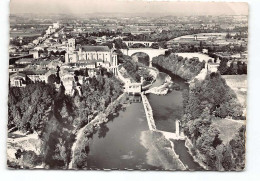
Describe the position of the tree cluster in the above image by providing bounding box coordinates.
[152,53,205,81]
[184,72,243,120]
[72,74,122,129]
[8,83,56,135]
[218,59,247,75]
[185,109,245,170]
[182,72,245,170]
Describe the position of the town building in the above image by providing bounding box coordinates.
[65,39,118,75]
[53,22,60,29]
[29,49,39,59]
[9,72,26,87]
[117,66,142,94]
[8,64,27,73]
[15,58,34,65]
[46,26,56,35]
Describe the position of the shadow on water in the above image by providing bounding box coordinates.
[152,63,189,89]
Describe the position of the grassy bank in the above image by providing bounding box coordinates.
[184,138,209,170]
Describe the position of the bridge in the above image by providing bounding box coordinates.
[121,48,168,67]
[123,41,155,47]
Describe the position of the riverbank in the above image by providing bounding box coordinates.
[185,137,209,170]
[152,53,205,81]
[145,74,172,95]
[69,93,127,169]
[142,67,159,90]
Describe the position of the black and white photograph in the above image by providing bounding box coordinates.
[6,0,248,171]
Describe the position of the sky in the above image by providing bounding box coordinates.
[10,0,248,16]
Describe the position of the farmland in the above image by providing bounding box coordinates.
[212,117,245,144]
[222,75,247,115]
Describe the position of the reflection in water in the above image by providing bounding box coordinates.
[98,123,109,139]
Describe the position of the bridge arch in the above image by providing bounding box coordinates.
[121,48,168,67]
[131,52,150,66]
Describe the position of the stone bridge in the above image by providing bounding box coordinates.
[123,41,155,47]
[121,48,168,67]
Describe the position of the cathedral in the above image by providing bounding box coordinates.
[65,38,118,75]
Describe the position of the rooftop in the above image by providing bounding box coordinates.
[81,46,110,52]
[10,72,26,78]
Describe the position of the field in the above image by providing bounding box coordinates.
[222,75,247,115]
[213,75,247,144]
[10,28,45,38]
[212,117,245,144]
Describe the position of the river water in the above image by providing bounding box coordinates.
[84,68,202,170]
[86,98,161,170]
[147,72,187,132]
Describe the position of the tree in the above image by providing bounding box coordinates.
[226,32,231,39]
[218,58,229,75]
[52,138,68,167]
[229,125,246,170]
[48,74,58,84]
[228,62,238,75]
[84,68,89,77]
[8,83,55,134]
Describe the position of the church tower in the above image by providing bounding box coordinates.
[67,38,76,51]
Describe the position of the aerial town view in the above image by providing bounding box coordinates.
[7,0,247,171]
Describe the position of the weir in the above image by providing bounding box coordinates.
[140,93,157,131]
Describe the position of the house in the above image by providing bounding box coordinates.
[53,22,60,29]
[26,70,49,83]
[125,82,142,94]
[9,64,27,73]
[29,49,39,59]
[15,58,34,65]
[9,72,26,87]
[46,26,56,35]
[202,49,208,54]
[117,66,142,94]
[207,62,219,72]
[47,60,63,70]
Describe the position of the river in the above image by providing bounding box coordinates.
[147,72,187,132]
[83,67,202,170]
[85,97,161,170]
